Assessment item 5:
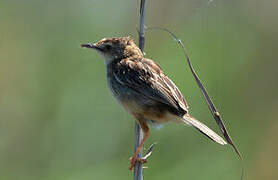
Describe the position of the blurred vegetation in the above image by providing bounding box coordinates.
[1,0,278,179]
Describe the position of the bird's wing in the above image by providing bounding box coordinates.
[113,58,188,115]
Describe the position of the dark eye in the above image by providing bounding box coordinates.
[105,44,112,50]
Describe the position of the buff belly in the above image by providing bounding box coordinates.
[120,98,183,126]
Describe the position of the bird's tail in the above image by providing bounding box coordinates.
[182,114,227,145]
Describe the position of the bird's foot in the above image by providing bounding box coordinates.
[129,156,147,170]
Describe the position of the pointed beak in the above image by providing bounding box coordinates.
[80,43,102,51]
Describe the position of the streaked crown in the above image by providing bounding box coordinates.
[81,37,143,64]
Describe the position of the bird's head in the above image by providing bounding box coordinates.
[81,37,143,64]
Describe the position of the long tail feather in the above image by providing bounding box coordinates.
[183,114,227,145]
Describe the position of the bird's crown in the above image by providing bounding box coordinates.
[81,37,143,64]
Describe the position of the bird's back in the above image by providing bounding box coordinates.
[106,57,189,121]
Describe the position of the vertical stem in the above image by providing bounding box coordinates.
[133,122,144,180]
[134,1,147,180]
[139,0,146,52]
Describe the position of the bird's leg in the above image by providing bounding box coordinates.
[129,117,150,170]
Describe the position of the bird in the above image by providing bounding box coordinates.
[81,36,226,170]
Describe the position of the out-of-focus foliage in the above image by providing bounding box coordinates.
[0,0,277,179]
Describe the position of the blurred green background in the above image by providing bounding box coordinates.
[1,0,277,179]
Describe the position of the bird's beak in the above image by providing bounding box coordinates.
[80,43,102,51]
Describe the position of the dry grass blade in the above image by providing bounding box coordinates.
[145,26,244,180]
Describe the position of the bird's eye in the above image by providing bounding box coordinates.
[105,44,112,50]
